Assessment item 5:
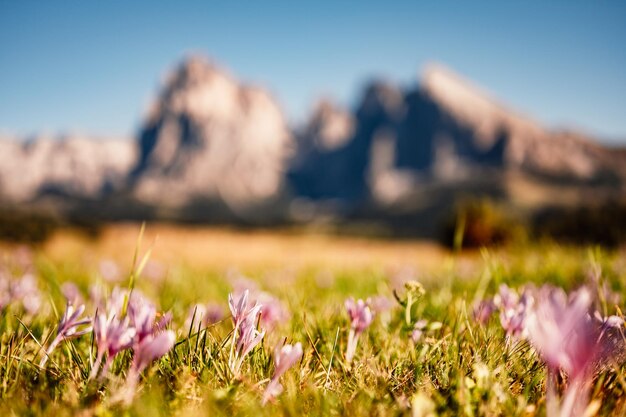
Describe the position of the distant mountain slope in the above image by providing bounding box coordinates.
[0,56,624,228]
[290,63,626,209]
[421,64,626,181]
[129,56,293,216]
[0,134,135,203]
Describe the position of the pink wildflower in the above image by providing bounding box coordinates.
[262,341,303,404]
[61,282,83,306]
[256,291,290,329]
[141,260,166,283]
[346,297,374,333]
[345,297,374,364]
[228,290,265,376]
[40,302,92,367]
[235,319,265,364]
[121,330,175,405]
[472,299,496,324]
[230,277,289,329]
[99,259,122,282]
[131,330,175,373]
[90,311,136,379]
[367,295,395,315]
[411,319,428,343]
[11,272,41,315]
[593,311,624,330]
[229,290,262,328]
[525,286,601,417]
[493,284,533,338]
[127,293,171,342]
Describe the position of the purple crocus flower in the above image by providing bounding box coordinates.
[121,330,176,405]
[593,311,624,330]
[525,285,601,417]
[83,285,174,382]
[230,282,289,330]
[472,299,496,324]
[235,319,265,363]
[493,285,533,338]
[40,302,92,367]
[346,298,374,333]
[367,295,395,315]
[130,330,175,374]
[0,269,41,314]
[90,311,136,379]
[127,293,171,343]
[411,319,428,343]
[61,282,83,306]
[89,288,138,379]
[125,291,172,348]
[344,297,374,364]
[256,291,290,329]
[227,290,265,376]
[99,259,122,282]
[526,286,598,379]
[204,303,225,325]
[367,295,395,326]
[262,341,303,404]
[229,290,262,328]
[11,272,42,315]
[141,260,166,283]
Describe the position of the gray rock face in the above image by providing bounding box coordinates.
[130,56,293,215]
[0,134,136,203]
[0,57,624,226]
[301,99,355,152]
[289,63,626,209]
[420,64,626,181]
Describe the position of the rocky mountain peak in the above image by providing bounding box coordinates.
[357,81,405,121]
[0,56,624,227]
[132,55,293,216]
[421,63,541,148]
[303,99,355,151]
[0,134,136,203]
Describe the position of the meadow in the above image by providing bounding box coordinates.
[0,224,624,416]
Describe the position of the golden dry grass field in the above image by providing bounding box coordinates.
[39,223,455,274]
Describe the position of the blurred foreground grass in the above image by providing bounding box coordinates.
[0,224,625,416]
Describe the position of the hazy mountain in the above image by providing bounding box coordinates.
[289,63,626,213]
[0,56,624,229]
[0,133,136,203]
[129,56,293,219]
[420,64,626,181]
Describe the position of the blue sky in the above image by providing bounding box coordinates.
[1,1,625,143]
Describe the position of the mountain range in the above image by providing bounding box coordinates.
[1,55,625,233]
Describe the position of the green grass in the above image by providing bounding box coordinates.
[0,238,625,416]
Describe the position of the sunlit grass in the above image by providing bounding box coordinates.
[0,225,624,416]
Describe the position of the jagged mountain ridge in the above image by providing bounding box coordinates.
[289,63,626,209]
[0,55,624,225]
[129,56,293,216]
[0,134,136,203]
[421,65,626,180]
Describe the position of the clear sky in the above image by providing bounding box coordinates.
[1,1,625,143]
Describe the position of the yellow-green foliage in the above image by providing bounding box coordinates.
[0,229,624,416]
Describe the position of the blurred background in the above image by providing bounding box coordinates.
[1,1,626,248]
